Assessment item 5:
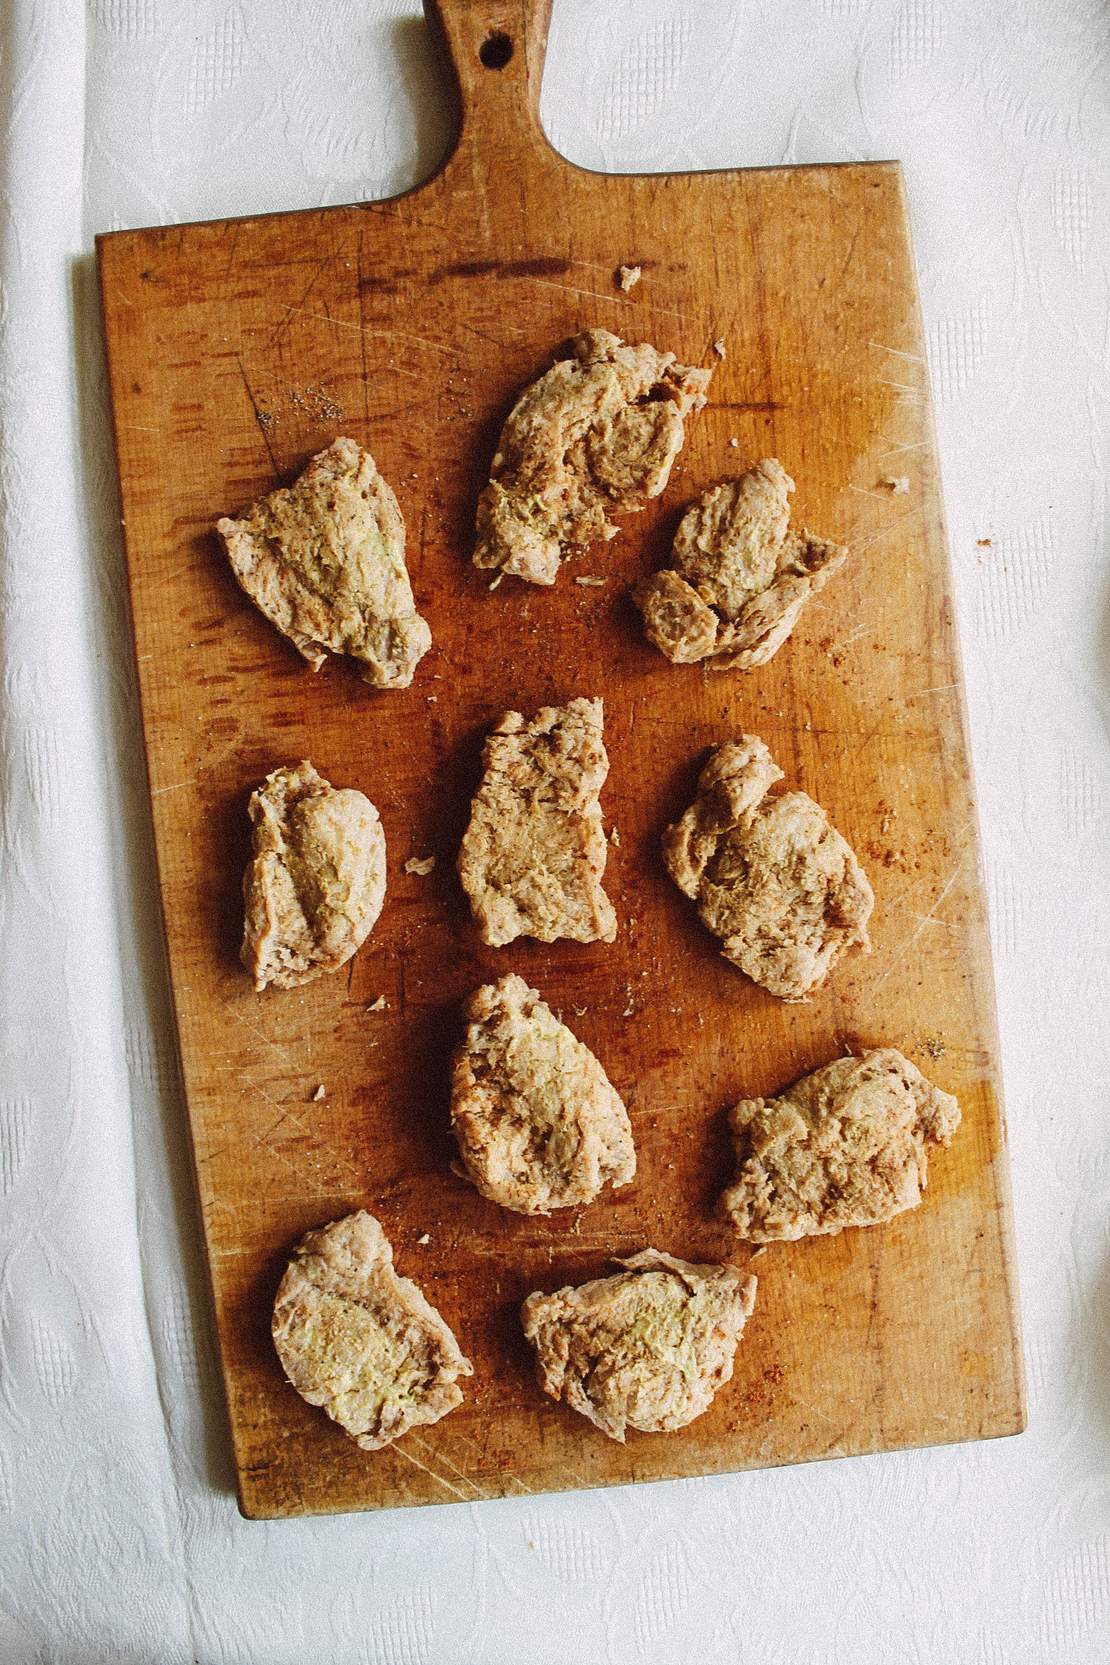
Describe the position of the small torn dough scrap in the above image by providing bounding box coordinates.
[216,437,431,688]
[473,329,712,585]
[712,338,727,358]
[404,854,436,876]
[272,1211,472,1452]
[451,973,635,1215]
[635,458,846,670]
[458,696,617,947]
[721,1050,961,1241]
[882,475,910,494]
[242,761,386,992]
[521,1250,756,1442]
[662,735,873,1000]
[617,264,642,292]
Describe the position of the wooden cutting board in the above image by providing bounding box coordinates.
[97,0,1024,1519]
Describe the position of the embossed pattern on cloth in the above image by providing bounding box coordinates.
[3,0,1106,1659]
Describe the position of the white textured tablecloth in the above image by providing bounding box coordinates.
[2,2,1108,1659]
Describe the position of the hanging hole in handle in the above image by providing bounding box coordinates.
[479,31,513,69]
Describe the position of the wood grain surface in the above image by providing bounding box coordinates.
[96,0,1024,1519]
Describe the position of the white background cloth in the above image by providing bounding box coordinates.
[2,1,1108,1660]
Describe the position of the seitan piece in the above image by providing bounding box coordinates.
[721,1050,961,1241]
[451,973,634,1214]
[635,459,846,669]
[242,760,386,991]
[217,437,431,688]
[473,329,712,585]
[272,1211,472,1452]
[521,1250,756,1442]
[663,735,873,999]
[457,696,617,946]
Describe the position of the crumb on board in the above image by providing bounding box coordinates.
[288,383,344,423]
[621,983,635,1018]
[881,475,910,494]
[609,826,620,847]
[865,839,912,871]
[416,1232,431,1246]
[488,573,503,591]
[712,338,727,358]
[404,855,436,876]
[616,264,641,292]
[366,994,387,1012]
[427,694,438,703]
[574,575,606,586]
[728,436,739,448]
[572,1004,588,1017]
[310,1083,326,1102]
[977,537,992,547]
[921,1035,946,1060]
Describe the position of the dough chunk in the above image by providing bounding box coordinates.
[272,1211,472,1452]
[474,329,712,585]
[242,760,386,991]
[451,973,635,1215]
[521,1250,756,1442]
[217,437,431,687]
[663,735,873,999]
[458,697,616,946]
[721,1050,961,1241]
[636,459,846,668]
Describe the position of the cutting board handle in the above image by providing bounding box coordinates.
[426,0,555,161]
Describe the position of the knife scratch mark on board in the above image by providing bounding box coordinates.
[836,221,863,285]
[269,256,335,348]
[522,272,700,329]
[849,507,927,554]
[223,221,242,280]
[392,1442,475,1501]
[217,997,295,1066]
[152,777,200,797]
[872,848,971,991]
[869,341,925,364]
[878,377,923,406]
[278,306,459,360]
[875,440,929,460]
[407,1435,485,1498]
[235,355,278,475]
[448,1430,538,1494]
